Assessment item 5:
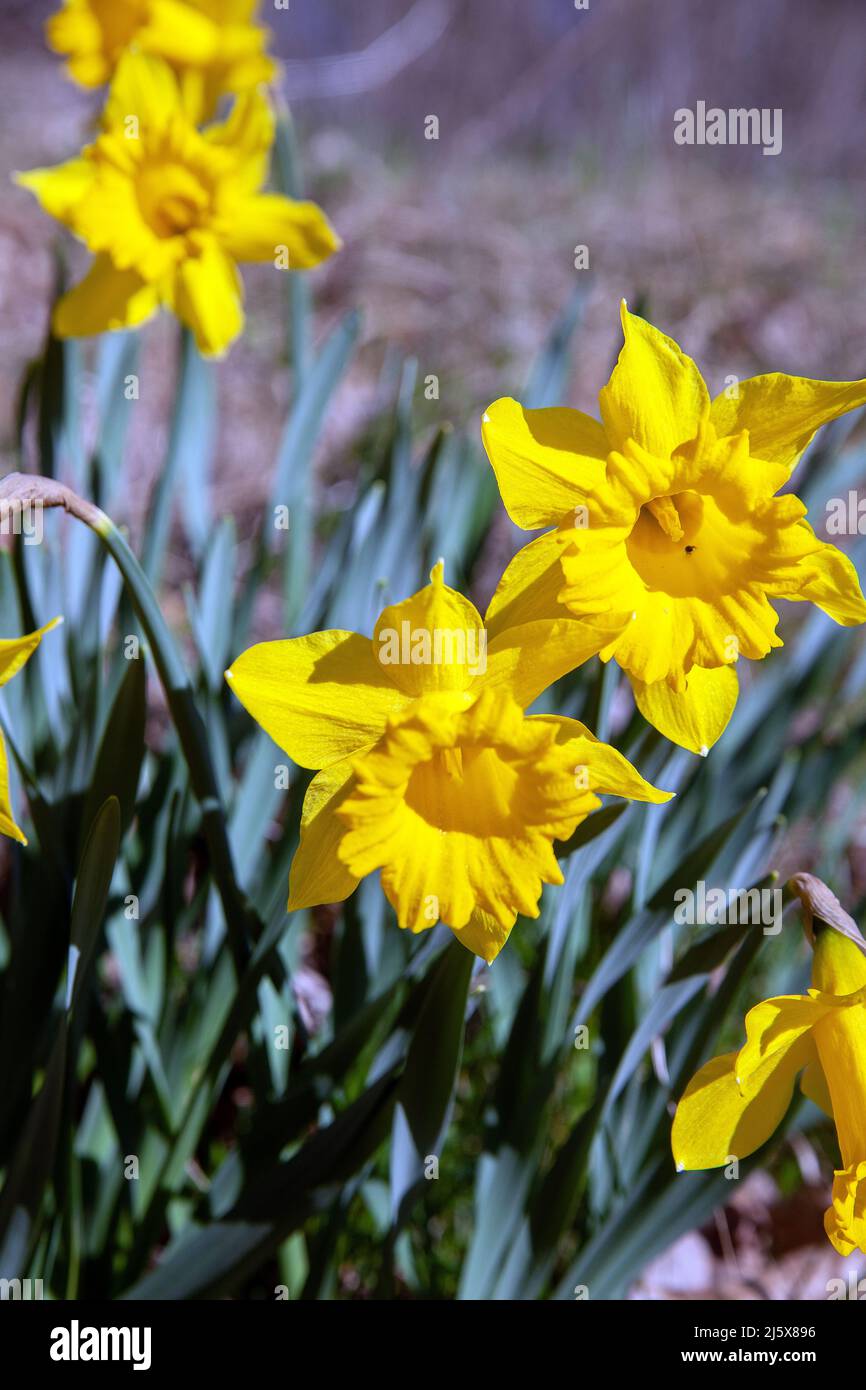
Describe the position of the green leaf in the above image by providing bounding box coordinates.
[122,1071,400,1299]
[69,796,122,1013]
[555,801,627,861]
[0,1016,68,1279]
[142,330,215,582]
[390,939,473,1225]
[272,107,312,386]
[80,658,145,844]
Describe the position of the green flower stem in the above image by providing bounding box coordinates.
[99,515,252,970]
[0,472,252,974]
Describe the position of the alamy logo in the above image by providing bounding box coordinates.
[0,1277,43,1299]
[674,102,782,156]
[377,622,487,675]
[49,1320,152,1372]
[0,498,43,545]
[674,880,782,935]
[826,491,866,536]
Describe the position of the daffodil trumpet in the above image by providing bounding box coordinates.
[17,52,339,358]
[672,921,866,1257]
[225,563,673,962]
[482,301,866,755]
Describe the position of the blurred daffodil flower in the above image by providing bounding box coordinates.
[673,923,866,1257]
[17,52,339,357]
[0,618,63,844]
[46,0,276,122]
[226,563,671,962]
[482,301,866,755]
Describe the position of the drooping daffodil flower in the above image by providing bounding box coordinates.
[672,912,866,1257]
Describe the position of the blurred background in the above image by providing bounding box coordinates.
[2,0,866,1302]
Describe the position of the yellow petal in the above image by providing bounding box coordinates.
[531,714,674,803]
[0,616,63,688]
[736,991,836,1096]
[171,239,243,358]
[711,371,866,474]
[811,978,866,1169]
[480,397,608,529]
[629,664,739,755]
[825,1162,866,1257]
[558,531,645,621]
[452,908,512,965]
[53,256,160,339]
[0,729,27,846]
[672,1039,811,1170]
[216,194,340,268]
[45,3,112,85]
[64,154,179,282]
[138,0,222,65]
[604,585,780,685]
[769,531,866,627]
[178,52,277,126]
[287,756,361,912]
[373,561,485,696]
[0,618,61,841]
[811,927,866,994]
[599,301,710,457]
[225,630,409,770]
[483,617,616,709]
[484,528,572,638]
[204,89,275,189]
[64,51,111,86]
[800,1040,833,1119]
[15,158,95,226]
[45,0,162,87]
[103,51,181,137]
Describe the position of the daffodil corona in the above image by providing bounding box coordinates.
[0,618,63,844]
[46,0,276,121]
[225,564,671,962]
[482,303,866,754]
[672,925,866,1256]
[17,53,339,357]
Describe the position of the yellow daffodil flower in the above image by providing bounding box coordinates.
[0,618,63,844]
[16,52,339,358]
[46,0,276,122]
[225,563,671,962]
[482,301,866,755]
[672,924,866,1256]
